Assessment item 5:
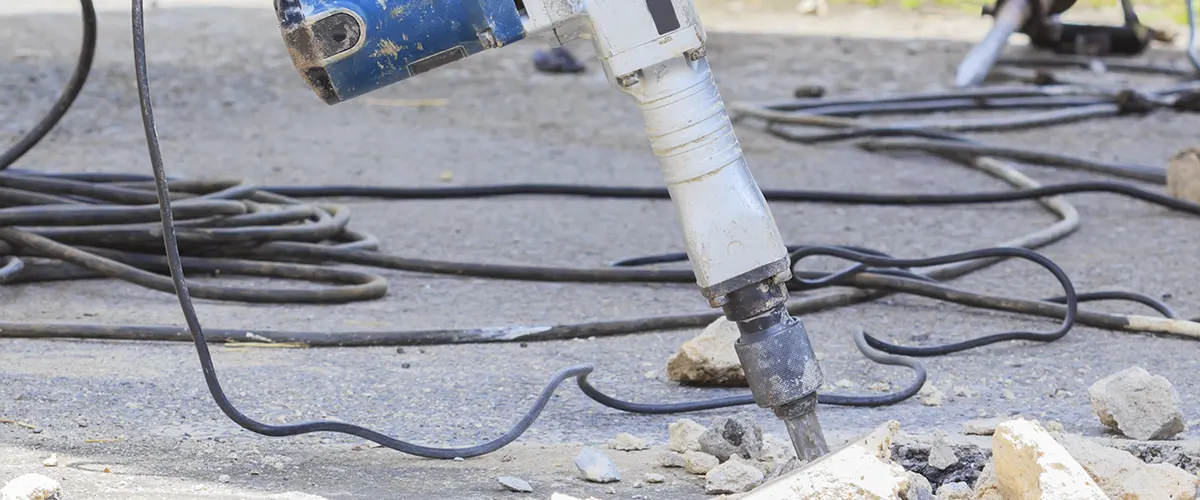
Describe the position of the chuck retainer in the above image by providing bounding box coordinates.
[731,307,824,410]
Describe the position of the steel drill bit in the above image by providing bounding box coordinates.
[955,0,1033,87]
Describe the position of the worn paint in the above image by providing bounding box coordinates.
[371,39,402,58]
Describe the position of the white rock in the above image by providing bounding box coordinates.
[918,382,944,407]
[41,455,57,468]
[0,474,61,500]
[682,451,720,475]
[1088,366,1187,440]
[705,459,765,494]
[1055,432,1199,500]
[607,432,649,451]
[744,421,914,499]
[756,434,796,464]
[665,318,745,386]
[990,418,1107,499]
[643,473,665,484]
[935,481,971,500]
[1167,147,1200,203]
[927,437,957,470]
[657,451,685,468]
[574,447,620,483]
[497,476,533,493]
[218,474,230,483]
[668,419,707,453]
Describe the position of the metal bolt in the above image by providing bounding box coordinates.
[685,47,706,61]
[617,71,642,87]
[477,29,498,49]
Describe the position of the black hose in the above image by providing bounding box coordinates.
[1,0,1195,460]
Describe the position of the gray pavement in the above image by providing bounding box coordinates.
[2,1,1200,499]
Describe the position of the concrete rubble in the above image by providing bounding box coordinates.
[665,317,746,386]
[657,450,686,468]
[744,420,915,499]
[683,451,721,475]
[607,432,650,451]
[699,413,764,461]
[668,418,708,453]
[986,418,1108,499]
[643,473,665,484]
[573,447,620,483]
[706,458,766,494]
[497,476,533,493]
[961,416,1007,436]
[1053,432,1199,499]
[1167,147,1200,203]
[934,481,971,499]
[1088,366,1187,441]
[927,435,958,471]
[0,474,61,500]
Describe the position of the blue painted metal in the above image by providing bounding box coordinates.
[277,0,527,103]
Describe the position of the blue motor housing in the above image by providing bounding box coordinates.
[275,0,527,104]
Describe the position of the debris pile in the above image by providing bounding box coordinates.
[0,474,61,500]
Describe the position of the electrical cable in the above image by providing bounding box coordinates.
[2,0,1199,459]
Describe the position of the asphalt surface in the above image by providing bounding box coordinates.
[2,1,1200,499]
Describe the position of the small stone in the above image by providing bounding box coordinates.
[497,476,533,493]
[903,471,934,500]
[834,379,854,389]
[766,458,804,480]
[452,457,464,462]
[1051,388,1074,399]
[1046,420,1064,433]
[705,459,765,494]
[1167,147,1200,203]
[1055,432,1199,500]
[643,473,665,484]
[935,481,972,500]
[218,475,231,483]
[0,474,62,500]
[76,416,89,428]
[1088,366,1187,440]
[682,451,720,475]
[574,447,620,483]
[698,412,763,461]
[952,386,973,397]
[927,437,957,470]
[41,454,58,468]
[632,482,643,489]
[961,416,1006,436]
[918,382,944,407]
[755,433,796,463]
[990,418,1106,498]
[1002,389,1016,400]
[868,381,891,392]
[607,433,649,451]
[500,453,515,462]
[657,451,685,468]
[668,419,707,453]
[749,421,911,499]
[665,318,745,386]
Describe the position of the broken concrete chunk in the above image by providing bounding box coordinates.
[765,458,804,481]
[643,473,665,484]
[683,451,720,475]
[756,433,796,464]
[1088,366,1187,441]
[1056,432,1200,500]
[665,317,745,386]
[1167,147,1200,203]
[934,481,971,500]
[607,433,649,451]
[971,462,1004,500]
[744,421,911,499]
[991,418,1107,499]
[927,436,958,470]
[961,416,1006,436]
[574,447,620,483]
[497,476,533,493]
[903,472,934,500]
[40,455,57,468]
[657,451,686,468]
[918,382,944,407]
[699,413,763,461]
[0,474,61,500]
[668,418,708,453]
[706,459,766,494]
